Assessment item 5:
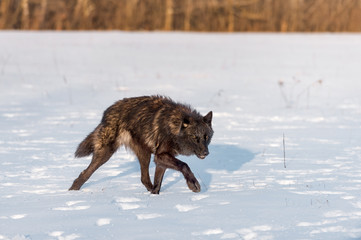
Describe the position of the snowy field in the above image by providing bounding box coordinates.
[1,31,361,240]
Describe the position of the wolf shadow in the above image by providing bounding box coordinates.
[82,144,255,193]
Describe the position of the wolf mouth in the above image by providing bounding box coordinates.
[196,153,206,159]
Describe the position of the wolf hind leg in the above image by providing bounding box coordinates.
[69,146,115,190]
[151,165,166,194]
[139,153,153,192]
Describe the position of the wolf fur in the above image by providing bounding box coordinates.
[69,95,213,194]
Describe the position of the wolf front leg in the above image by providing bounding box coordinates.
[153,153,200,194]
[129,140,154,192]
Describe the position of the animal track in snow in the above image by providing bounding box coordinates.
[49,231,80,240]
[115,197,141,202]
[192,228,223,236]
[10,214,27,220]
[191,194,209,201]
[66,201,85,206]
[341,195,355,200]
[136,213,162,220]
[49,231,64,237]
[118,203,140,210]
[53,206,90,211]
[52,201,90,211]
[96,218,111,226]
[114,197,141,210]
[236,225,272,240]
[175,204,199,212]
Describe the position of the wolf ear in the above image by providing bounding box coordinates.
[182,117,190,128]
[203,111,213,126]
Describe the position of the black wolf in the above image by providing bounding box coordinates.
[69,95,213,194]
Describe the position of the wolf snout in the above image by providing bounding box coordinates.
[203,150,209,156]
[198,150,209,159]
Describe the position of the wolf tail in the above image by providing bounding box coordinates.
[75,132,94,158]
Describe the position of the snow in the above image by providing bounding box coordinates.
[1,31,361,239]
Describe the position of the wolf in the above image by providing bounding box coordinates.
[69,95,213,194]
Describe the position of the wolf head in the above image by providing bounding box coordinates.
[177,111,213,159]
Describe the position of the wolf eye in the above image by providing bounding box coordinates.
[192,135,200,143]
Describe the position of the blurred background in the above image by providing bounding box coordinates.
[1,0,361,32]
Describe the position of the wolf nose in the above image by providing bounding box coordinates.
[198,150,209,159]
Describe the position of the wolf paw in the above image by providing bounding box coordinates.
[186,178,201,193]
[144,184,154,192]
[151,185,161,194]
[69,182,81,191]
[151,189,160,194]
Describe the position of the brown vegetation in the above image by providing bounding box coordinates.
[1,0,361,31]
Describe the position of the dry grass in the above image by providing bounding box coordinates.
[1,0,361,31]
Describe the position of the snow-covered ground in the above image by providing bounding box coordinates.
[1,31,361,240]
